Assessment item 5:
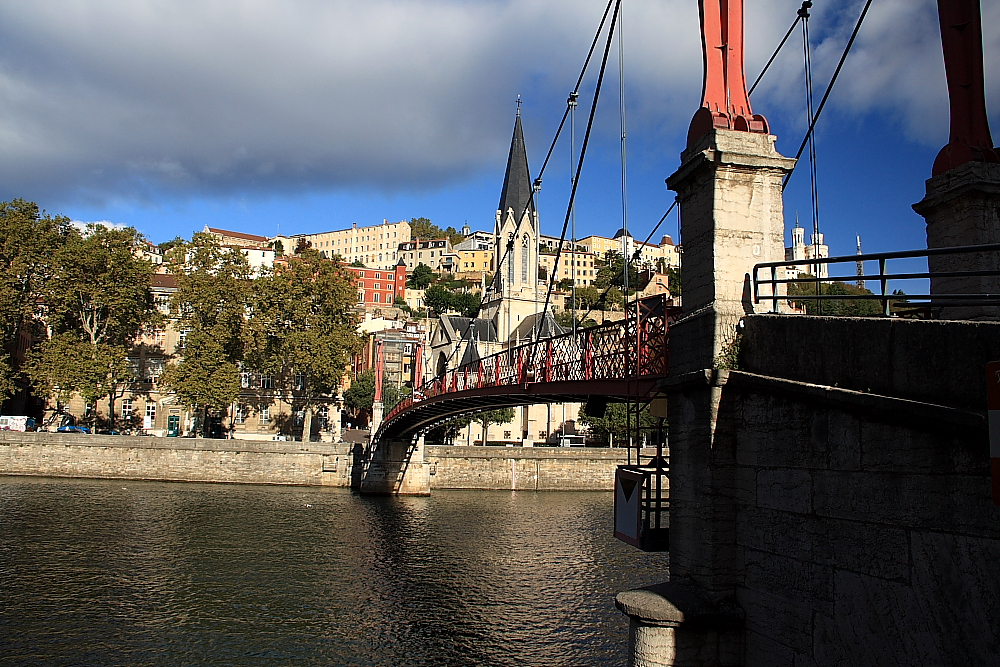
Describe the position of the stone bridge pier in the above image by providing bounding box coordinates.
[353,434,430,496]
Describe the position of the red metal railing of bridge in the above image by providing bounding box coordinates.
[378,295,676,435]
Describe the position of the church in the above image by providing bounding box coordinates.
[426,107,581,446]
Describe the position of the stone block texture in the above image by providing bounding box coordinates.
[727,316,999,666]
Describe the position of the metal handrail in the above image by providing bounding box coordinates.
[753,243,1000,316]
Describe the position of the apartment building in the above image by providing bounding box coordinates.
[298,219,411,270]
[396,238,456,273]
[346,261,407,309]
[454,249,494,281]
[537,250,598,286]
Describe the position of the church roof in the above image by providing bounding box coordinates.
[497,111,535,220]
[509,311,566,342]
[459,339,482,365]
[612,227,633,240]
[442,316,499,344]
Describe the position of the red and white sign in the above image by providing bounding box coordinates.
[988,361,1000,506]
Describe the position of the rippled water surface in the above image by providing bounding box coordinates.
[0,476,668,666]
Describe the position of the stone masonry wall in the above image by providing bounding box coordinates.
[427,446,630,491]
[0,432,352,486]
[728,315,999,665]
[0,433,627,491]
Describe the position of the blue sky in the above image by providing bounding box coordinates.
[0,1,995,261]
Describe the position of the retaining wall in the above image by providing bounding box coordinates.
[0,433,629,491]
[426,445,634,491]
[0,432,352,486]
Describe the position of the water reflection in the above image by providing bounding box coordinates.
[0,478,668,666]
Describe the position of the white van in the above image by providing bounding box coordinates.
[0,416,35,432]
[558,435,586,447]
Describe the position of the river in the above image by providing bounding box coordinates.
[0,476,669,666]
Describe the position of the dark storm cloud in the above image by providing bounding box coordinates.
[0,1,984,206]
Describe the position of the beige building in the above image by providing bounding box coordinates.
[579,231,679,271]
[538,249,597,286]
[397,238,456,274]
[454,249,495,281]
[298,219,411,270]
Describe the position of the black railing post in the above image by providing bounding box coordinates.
[771,265,778,312]
[879,258,889,316]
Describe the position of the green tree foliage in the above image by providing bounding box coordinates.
[557,278,574,291]
[349,259,366,267]
[409,217,465,245]
[423,285,481,317]
[26,224,156,424]
[255,248,361,439]
[595,250,639,292]
[159,233,254,432]
[343,369,410,418]
[407,262,435,289]
[555,310,598,329]
[157,236,186,254]
[578,401,657,446]
[666,266,682,295]
[474,407,516,441]
[787,275,881,316]
[0,200,72,400]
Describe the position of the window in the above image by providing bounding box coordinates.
[241,372,252,388]
[260,406,270,424]
[260,375,273,389]
[373,293,380,303]
[375,273,381,279]
[294,373,305,390]
[235,404,247,424]
[152,329,165,346]
[145,403,157,422]
[374,284,380,290]
[121,399,132,420]
[126,357,141,380]
[504,430,512,439]
[146,358,165,383]
[358,291,365,302]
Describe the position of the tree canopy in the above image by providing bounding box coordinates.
[423,285,481,317]
[409,217,465,245]
[407,262,435,289]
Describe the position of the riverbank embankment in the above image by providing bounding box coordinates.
[0,432,635,490]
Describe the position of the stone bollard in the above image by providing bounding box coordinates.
[616,582,743,667]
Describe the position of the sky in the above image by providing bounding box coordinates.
[0,0,997,263]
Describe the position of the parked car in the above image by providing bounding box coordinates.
[57,425,92,434]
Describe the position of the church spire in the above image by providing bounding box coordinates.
[497,105,534,220]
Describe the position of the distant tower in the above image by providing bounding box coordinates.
[856,235,865,290]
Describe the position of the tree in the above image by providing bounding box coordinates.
[409,218,464,245]
[270,239,284,256]
[787,275,881,316]
[159,233,254,435]
[343,369,410,423]
[423,284,454,315]
[407,263,435,289]
[557,278,574,291]
[595,250,639,292]
[255,248,361,440]
[157,236,186,254]
[0,199,72,401]
[451,291,482,318]
[666,266,682,295]
[473,407,516,444]
[350,259,366,267]
[578,401,656,446]
[27,224,156,427]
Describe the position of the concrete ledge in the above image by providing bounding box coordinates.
[427,445,632,459]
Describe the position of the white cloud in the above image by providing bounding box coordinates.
[0,0,993,205]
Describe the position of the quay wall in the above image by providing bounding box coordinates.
[0,433,628,491]
[426,445,634,491]
[729,315,1000,665]
[0,432,352,486]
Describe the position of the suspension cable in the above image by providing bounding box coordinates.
[783,0,874,190]
[748,11,802,97]
[801,3,822,311]
[540,0,623,327]
[435,0,618,373]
